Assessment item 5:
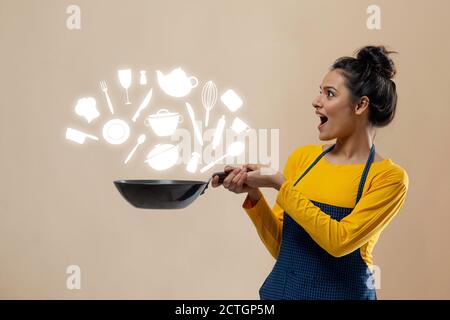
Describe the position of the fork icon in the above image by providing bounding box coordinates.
[100,80,114,115]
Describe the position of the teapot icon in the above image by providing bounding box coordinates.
[156,67,199,98]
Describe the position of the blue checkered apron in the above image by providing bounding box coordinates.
[259,143,377,300]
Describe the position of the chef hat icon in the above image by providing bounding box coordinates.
[75,97,100,123]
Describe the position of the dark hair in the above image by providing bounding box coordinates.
[331,45,398,127]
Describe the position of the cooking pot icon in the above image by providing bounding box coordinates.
[144,109,183,137]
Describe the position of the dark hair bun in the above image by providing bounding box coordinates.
[331,45,399,128]
[356,45,397,79]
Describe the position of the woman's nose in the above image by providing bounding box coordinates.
[312,95,322,109]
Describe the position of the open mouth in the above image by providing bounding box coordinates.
[319,116,328,126]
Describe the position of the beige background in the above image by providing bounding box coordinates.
[0,0,449,299]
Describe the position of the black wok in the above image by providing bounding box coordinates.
[114,172,229,209]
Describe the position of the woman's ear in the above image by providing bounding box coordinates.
[354,96,370,115]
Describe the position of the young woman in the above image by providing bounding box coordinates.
[212,45,409,300]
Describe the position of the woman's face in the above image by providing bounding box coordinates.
[312,69,362,141]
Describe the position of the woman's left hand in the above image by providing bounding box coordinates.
[243,164,287,190]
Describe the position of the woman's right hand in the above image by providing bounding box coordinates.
[211,166,254,194]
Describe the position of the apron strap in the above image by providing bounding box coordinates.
[292,143,376,207]
[293,144,335,187]
[355,143,375,205]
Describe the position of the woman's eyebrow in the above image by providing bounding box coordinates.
[320,85,338,91]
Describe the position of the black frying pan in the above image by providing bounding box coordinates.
[114,172,229,209]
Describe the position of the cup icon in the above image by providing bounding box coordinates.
[231,117,251,134]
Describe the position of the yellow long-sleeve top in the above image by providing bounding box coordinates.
[243,144,409,267]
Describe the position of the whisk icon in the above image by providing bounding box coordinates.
[201,80,218,127]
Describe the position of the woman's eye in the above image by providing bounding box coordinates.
[319,90,334,97]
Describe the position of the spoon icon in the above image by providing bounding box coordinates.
[199,141,245,173]
[124,134,146,164]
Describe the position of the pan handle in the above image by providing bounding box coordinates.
[200,171,229,195]
[212,171,228,184]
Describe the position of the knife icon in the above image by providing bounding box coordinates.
[185,102,204,146]
[132,88,153,122]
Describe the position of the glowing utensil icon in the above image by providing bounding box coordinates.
[221,89,243,112]
[102,119,130,145]
[144,143,181,171]
[145,109,183,137]
[231,117,251,134]
[124,134,146,164]
[212,115,225,150]
[185,102,204,146]
[202,81,218,127]
[156,68,198,98]
[118,69,132,105]
[132,88,153,122]
[186,152,201,173]
[139,70,147,86]
[65,128,99,144]
[199,141,245,173]
[100,80,114,115]
[75,97,99,123]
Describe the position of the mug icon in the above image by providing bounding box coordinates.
[231,117,251,134]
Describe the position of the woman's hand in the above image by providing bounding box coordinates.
[211,164,287,191]
[211,166,254,194]
[243,164,287,190]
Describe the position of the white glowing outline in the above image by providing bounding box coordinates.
[144,144,180,171]
[221,89,243,112]
[231,117,251,134]
[139,70,147,85]
[102,119,130,145]
[100,80,114,115]
[145,109,183,137]
[212,115,225,150]
[200,141,245,173]
[66,128,99,144]
[156,68,198,98]
[186,152,201,173]
[75,97,99,123]
[202,81,218,127]
[67,67,251,172]
[132,88,153,122]
[124,134,146,164]
[185,102,204,146]
[118,69,132,105]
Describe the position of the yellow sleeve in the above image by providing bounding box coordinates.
[242,146,304,259]
[242,194,284,259]
[275,167,409,257]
